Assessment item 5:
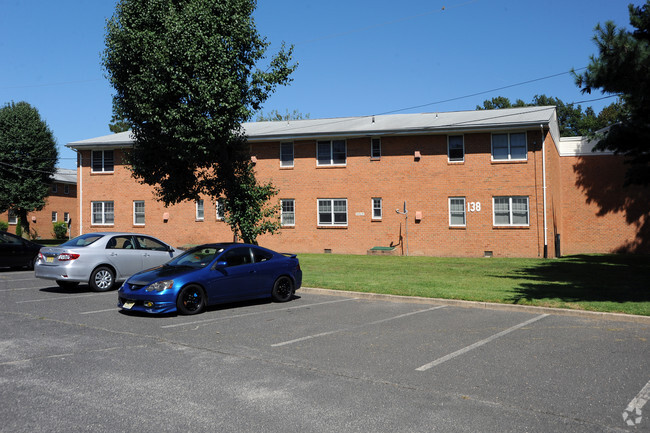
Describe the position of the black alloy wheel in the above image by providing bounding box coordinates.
[176,285,206,315]
[271,276,294,302]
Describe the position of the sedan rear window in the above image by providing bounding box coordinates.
[60,234,104,247]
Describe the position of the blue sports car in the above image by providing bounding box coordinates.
[117,243,302,315]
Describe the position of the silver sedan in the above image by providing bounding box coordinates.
[35,232,182,291]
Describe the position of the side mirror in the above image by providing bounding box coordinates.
[214,261,227,268]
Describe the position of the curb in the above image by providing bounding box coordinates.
[299,287,650,324]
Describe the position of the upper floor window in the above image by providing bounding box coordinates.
[92,150,114,172]
[51,183,58,193]
[281,199,295,226]
[196,200,204,221]
[64,184,70,195]
[372,198,382,219]
[92,201,114,225]
[371,138,381,159]
[133,200,145,225]
[280,142,294,167]
[318,199,347,226]
[492,132,527,161]
[449,197,466,226]
[317,140,346,166]
[493,196,529,226]
[448,135,464,162]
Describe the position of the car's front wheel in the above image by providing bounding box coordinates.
[89,266,115,292]
[271,276,294,302]
[176,285,206,315]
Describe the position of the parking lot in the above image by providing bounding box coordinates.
[1,269,649,432]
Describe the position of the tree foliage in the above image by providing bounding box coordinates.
[575,1,650,186]
[103,0,296,243]
[476,94,625,137]
[108,112,130,133]
[256,109,310,122]
[0,101,58,237]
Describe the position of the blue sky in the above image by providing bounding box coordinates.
[0,0,637,170]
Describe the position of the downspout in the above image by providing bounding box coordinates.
[541,124,548,258]
[74,149,83,236]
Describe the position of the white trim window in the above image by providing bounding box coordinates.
[371,138,381,159]
[64,184,70,195]
[317,140,346,166]
[280,142,294,167]
[493,196,529,226]
[196,199,204,221]
[215,199,225,220]
[92,201,114,225]
[448,135,464,162]
[64,212,70,223]
[372,198,382,219]
[318,199,347,226]
[492,132,527,161]
[281,199,295,226]
[449,197,466,226]
[133,200,145,225]
[8,210,17,224]
[91,150,115,172]
[52,211,57,223]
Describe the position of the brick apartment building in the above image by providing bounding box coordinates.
[66,106,648,257]
[2,168,77,239]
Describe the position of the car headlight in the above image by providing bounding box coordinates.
[146,280,174,292]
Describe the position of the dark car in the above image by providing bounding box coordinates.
[0,231,43,270]
[118,243,302,315]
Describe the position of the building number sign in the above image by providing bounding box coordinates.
[467,202,481,212]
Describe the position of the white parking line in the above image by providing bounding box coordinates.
[416,314,549,371]
[0,286,52,292]
[16,292,115,303]
[622,378,650,427]
[161,297,358,329]
[80,308,118,315]
[272,305,447,347]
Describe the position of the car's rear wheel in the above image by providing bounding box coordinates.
[90,266,115,292]
[56,280,80,290]
[271,276,294,302]
[176,285,206,315]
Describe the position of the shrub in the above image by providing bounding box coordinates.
[0,220,7,231]
[53,222,68,240]
[15,218,22,238]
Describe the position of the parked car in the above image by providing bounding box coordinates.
[0,231,43,270]
[118,243,302,315]
[35,232,181,291]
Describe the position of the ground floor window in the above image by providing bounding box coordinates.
[493,196,529,226]
[133,200,145,225]
[196,200,204,221]
[52,211,57,223]
[281,199,295,226]
[449,197,466,226]
[215,199,225,220]
[318,199,347,226]
[372,198,382,219]
[92,201,114,225]
[64,212,70,223]
[8,210,17,224]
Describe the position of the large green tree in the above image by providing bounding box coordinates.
[575,1,650,186]
[0,101,58,236]
[103,0,296,243]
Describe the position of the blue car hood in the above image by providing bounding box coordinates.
[128,265,198,285]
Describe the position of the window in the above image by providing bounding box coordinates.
[196,200,204,221]
[493,196,529,226]
[51,184,58,193]
[92,201,114,225]
[280,142,294,167]
[64,184,70,195]
[64,212,70,223]
[106,235,136,250]
[281,199,295,226]
[133,200,145,225]
[91,150,115,172]
[134,235,169,251]
[449,197,466,226]
[215,199,225,220]
[52,211,57,223]
[317,140,346,165]
[371,138,381,159]
[8,210,17,224]
[372,198,382,220]
[492,132,527,161]
[448,135,464,162]
[221,247,252,267]
[318,199,347,226]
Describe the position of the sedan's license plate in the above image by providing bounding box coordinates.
[122,301,135,310]
[46,257,54,263]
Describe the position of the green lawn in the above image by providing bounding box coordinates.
[299,254,650,316]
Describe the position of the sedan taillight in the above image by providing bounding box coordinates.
[58,253,80,261]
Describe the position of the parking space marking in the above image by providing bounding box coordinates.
[160,297,358,329]
[80,308,118,315]
[15,292,115,303]
[271,305,447,347]
[622,378,650,427]
[416,314,549,371]
[0,286,52,292]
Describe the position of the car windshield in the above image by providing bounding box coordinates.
[168,247,224,268]
[59,234,104,247]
